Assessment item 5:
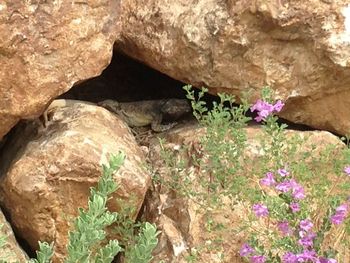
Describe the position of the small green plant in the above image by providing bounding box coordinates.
[112,198,160,263]
[183,85,253,205]
[28,242,54,263]
[239,94,350,262]
[124,222,160,263]
[65,153,125,263]
[156,85,350,262]
[0,152,160,263]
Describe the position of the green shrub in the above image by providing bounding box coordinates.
[156,85,350,262]
[0,152,159,263]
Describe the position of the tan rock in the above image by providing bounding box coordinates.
[0,0,121,139]
[118,0,350,134]
[0,102,151,261]
[146,122,346,262]
[0,208,28,262]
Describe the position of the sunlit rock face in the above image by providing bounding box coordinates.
[118,0,350,135]
[0,102,150,262]
[0,1,121,139]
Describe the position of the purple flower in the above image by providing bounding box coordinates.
[344,165,350,176]
[282,252,298,263]
[276,179,306,199]
[260,172,276,186]
[277,221,290,236]
[250,99,285,122]
[292,184,305,200]
[254,111,269,122]
[319,258,337,263]
[330,212,347,225]
[273,100,285,112]
[290,202,300,213]
[250,99,273,113]
[296,249,317,262]
[300,219,313,232]
[290,180,306,200]
[252,203,269,217]
[240,243,255,257]
[298,231,316,248]
[336,203,348,213]
[250,100,274,122]
[330,203,348,225]
[276,181,292,193]
[278,168,289,177]
[250,255,266,263]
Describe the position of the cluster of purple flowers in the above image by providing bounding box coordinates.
[330,203,348,225]
[329,167,350,225]
[239,165,350,263]
[344,165,350,176]
[282,250,337,263]
[259,168,305,212]
[250,99,284,122]
[241,242,337,263]
[239,243,266,263]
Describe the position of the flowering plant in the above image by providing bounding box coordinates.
[240,93,350,263]
[240,166,349,263]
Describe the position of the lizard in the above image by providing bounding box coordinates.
[97,99,191,132]
[41,99,94,127]
[42,98,191,132]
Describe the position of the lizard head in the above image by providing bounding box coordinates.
[161,99,192,119]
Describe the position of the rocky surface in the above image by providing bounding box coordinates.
[118,0,350,135]
[146,122,345,262]
[0,102,150,262]
[0,0,121,139]
[0,208,28,262]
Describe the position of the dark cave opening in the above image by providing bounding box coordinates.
[60,52,190,102]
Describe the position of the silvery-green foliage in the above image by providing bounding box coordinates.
[124,222,160,263]
[65,152,125,263]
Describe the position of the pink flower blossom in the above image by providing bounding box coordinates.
[330,203,348,225]
[276,181,292,193]
[240,243,255,257]
[290,202,300,213]
[296,249,317,261]
[250,255,266,263]
[292,184,305,200]
[330,213,346,225]
[260,172,276,186]
[336,203,348,213]
[277,168,289,177]
[298,231,316,248]
[277,221,290,236]
[252,203,269,217]
[319,257,337,263]
[299,219,313,232]
[273,100,285,112]
[344,165,350,176]
[250,99,284,122]
[282,252,298,263]
[276,179,306,199]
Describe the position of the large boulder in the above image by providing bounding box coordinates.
[0,208,28,262]
[0,102,151,261]
[117,0,350,134]
[0,1,121,139]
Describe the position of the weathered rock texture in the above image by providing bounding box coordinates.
[0,208,28,262]
[0,1,120,139]
[0,102,150,262]
[146,122,345,262]
[118,0,350,134]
